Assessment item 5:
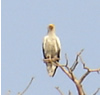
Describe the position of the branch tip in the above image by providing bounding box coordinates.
[93,88,100,95]
[19,77,34,95]
[70,49,83,71]
[65,53,68,66]
[78,49,84,56]
[55,86,64,95]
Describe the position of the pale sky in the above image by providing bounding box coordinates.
[2,0,100,95]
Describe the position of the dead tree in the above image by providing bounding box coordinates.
[44,49,100,95]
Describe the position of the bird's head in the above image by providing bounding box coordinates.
[48,24,55,34]
[48,24,55,30]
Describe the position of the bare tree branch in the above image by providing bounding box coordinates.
[56,62,72,80]
[56,50,86,95]
[55,87,64,95]
[18,77,34,95]
[65,54,72,72]
[93,88,100,95]
[56,62,85,95]
[43,57,60,63]
[70,49,84,71]
[79,56,100,83]
[80,71,90,84]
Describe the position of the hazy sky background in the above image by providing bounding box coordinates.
[2,0,100,95]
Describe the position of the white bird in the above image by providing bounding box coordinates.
[42,24,61,77]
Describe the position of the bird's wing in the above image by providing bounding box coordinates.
[56,36,61,59]
[42,36,47,59]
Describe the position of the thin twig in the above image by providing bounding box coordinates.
[65,54,71,72]
[93,88,100,95]
[79,55,100,83]
[43,57,60,63]
[68,90,72,95]
[70,49,84,71]
[65,54,76,80]
[79,71,90,84]
[65,53,68,66]
[66,63,76,81]
[55,87,64,95]
[19,77,34,95]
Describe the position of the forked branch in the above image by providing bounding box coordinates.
[43,49,100,95]
[79,56,100,83]
[70,49,84,71]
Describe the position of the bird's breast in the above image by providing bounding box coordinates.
[45,39,58,57]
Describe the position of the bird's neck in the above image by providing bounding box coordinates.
[48,30,56,36]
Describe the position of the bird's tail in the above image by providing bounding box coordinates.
[46,62,58,77]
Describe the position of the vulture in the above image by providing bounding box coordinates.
[42,24,61,77]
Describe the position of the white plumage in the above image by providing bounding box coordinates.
[42,24,61,77]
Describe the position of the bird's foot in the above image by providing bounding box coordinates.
[43,59,52,63]
[43,57,60,64]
